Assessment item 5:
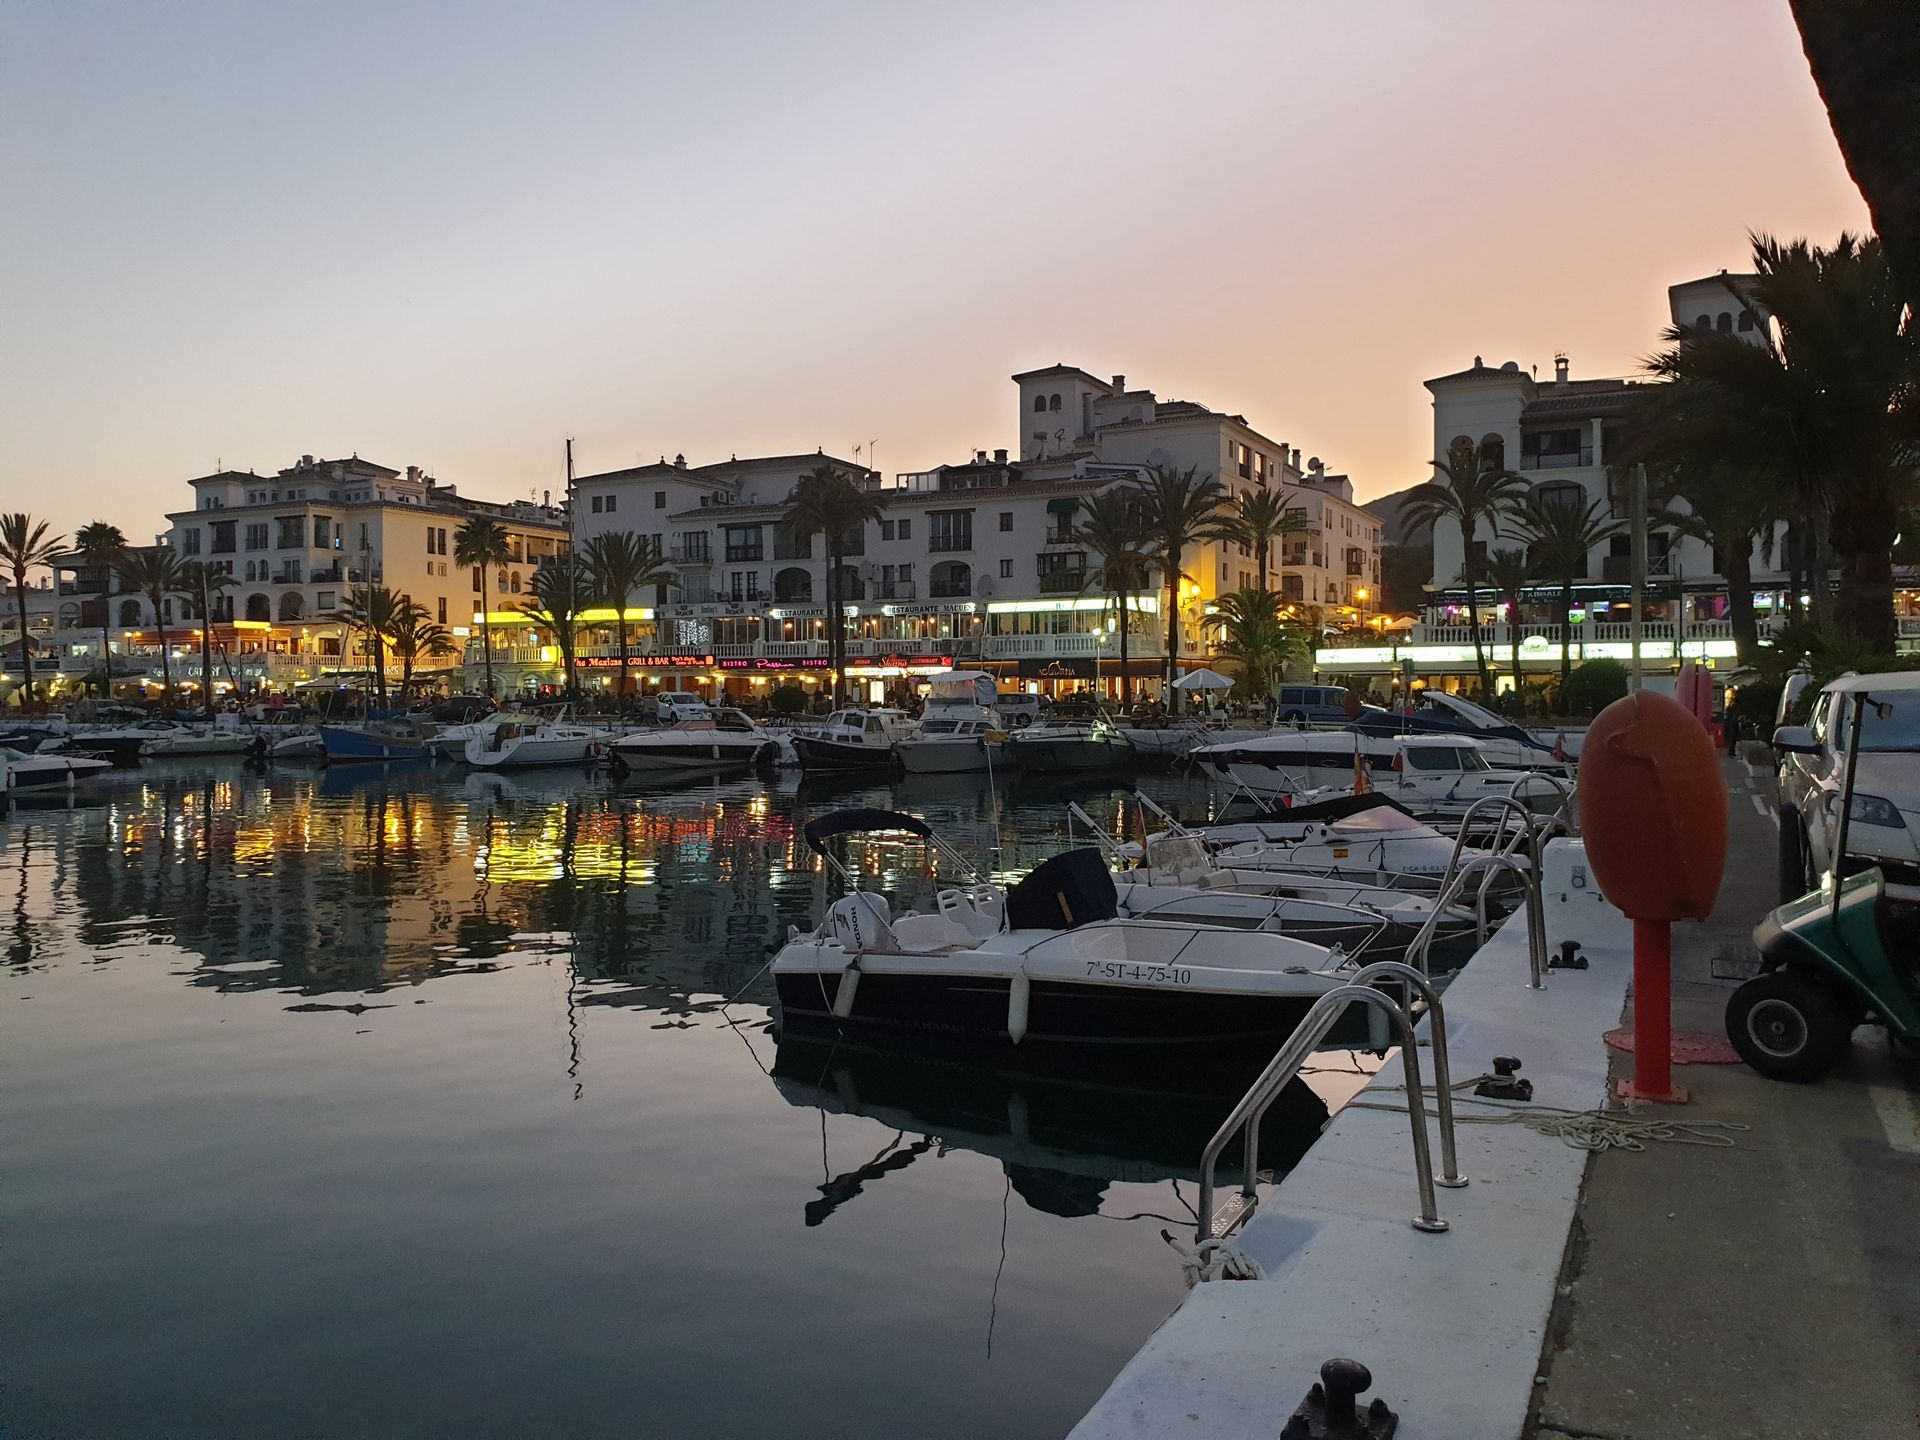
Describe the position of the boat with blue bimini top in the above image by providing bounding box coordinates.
[771,808,1371,1073]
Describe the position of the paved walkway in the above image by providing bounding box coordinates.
[1529,757,1920,1440]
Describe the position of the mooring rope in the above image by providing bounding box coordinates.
[1160,1230,1266,1287]
[1349,1076,1750,1152]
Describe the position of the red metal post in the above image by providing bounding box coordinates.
[1617,918,1689,1103]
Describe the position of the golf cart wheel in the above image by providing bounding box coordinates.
[1726,969,1850,1083]
[1777,805,1807,904]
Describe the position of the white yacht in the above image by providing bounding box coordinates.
[773,810,1368,1066]
[463,719,602,770]
[1195,730,1560,810]
[609,709,777,774]
[1001,706,1133,772]
[895,671,1006,775]
[790,709,914,770]
[2,747,113,793]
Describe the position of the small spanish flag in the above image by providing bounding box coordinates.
[1353,741,1370,794]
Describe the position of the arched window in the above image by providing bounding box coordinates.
[773,567,812,602]
[1716,312,1733,333]
[1478,434,1506,472]
[277,592,303,622]
[1737,310,1755,333]
[509,572,521,594]
[1695,314,1712,331]
[118,599,141,626]
[1048,393,1062,412]
[1033,395,1047,413]
[245,593,271,622]
[929,560,972,598]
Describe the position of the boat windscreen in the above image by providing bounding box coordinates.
[802,808,936,856]
[1005,848,1119,930]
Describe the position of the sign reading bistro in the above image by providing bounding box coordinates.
[577,653,714,669]
[717,657,832,671]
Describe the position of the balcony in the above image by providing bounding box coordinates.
[1600,553,1672,581]
[772,537,813,561]
[1519,447,1595,471]
[1041,528,1076,547]
[763,640,828,659]
[726,588,767,604]
[670,545,712,566]
[310,566,342,583]
[724,547,764,564]
[875,581,917,600]
[1037,570,1089,595]
[983,633,1133,659]
[272,571,303,585]
[928,539,971,554]
[1345,562,1365,577]
[927,581,970,600]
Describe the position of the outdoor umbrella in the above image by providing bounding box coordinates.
[1172,668,1235,691]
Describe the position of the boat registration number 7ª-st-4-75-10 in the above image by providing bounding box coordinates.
[1083,962,1195,985]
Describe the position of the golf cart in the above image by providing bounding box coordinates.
[1728,686,1920,1081]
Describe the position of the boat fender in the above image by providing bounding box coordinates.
[1006,972,1030,1045]
[831,961,861,1019]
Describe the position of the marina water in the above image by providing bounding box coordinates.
[2,762,1360,1439]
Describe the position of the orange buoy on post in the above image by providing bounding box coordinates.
[1576,690,1729,1103]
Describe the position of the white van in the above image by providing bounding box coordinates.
[993,692,1043,728]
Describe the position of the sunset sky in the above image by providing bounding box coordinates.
[1,1,1871,543]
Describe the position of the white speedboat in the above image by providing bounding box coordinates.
[1001,708,1133,773]
[1195,730,1558,809]
[1352,690,1578,767]
[610,709,777,774]
[790,709,913,770]
[464,719,601,769]
[429,712,515,760]
[142,724,253,759]
[2,746,112,792]
[895,672,1006,775]
[773,809,1368,1067]
[1113,714,1213,763]
[266,727,325,761]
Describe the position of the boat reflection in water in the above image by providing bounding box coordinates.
[771,1034,1335,1230]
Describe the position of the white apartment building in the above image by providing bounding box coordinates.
[545,367,1379,703]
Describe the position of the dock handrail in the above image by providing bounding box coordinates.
[1509,770,1578,836]
[1407,852,1544,986]
[1197,984,1450,1242]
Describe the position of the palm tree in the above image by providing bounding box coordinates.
[1071,489,1155,704]
[117,547,189,704]
[453,517,512,696]
[180,561,239,717]
[520,556,591,697]
[1481,547,1534,703]
[73,520,127,696]
[1220,485,1312,593]
[1508,489,1625,700]
[338,585,415,708]
[584,532,672,709]
[1643,233,1919,650]
[0,513,65,707]
[782,465,883,707]
[1202,588,1307,701]
[1399,440,1528,699]
[391,616,458,691]
[1133,463,1230,707]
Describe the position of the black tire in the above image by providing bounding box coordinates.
[1726,969,1851,1082]
[1777,805,1807,905]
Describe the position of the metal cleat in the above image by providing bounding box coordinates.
[1474,1054,1534,1101]
[1278,1358,1397,1439]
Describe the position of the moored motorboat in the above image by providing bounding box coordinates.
[610,709,777,774]
[2,746,113,793]
[1001,708,1133,773]
[790,709,913,770]
[772,809,1370,1069]
[894,671,1006,775]
[1194,730,1561,808]
[319,721,432,763]
[464,719,601,769]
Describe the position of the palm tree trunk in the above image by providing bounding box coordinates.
[1462,520,1491,701]
[480,574,494,697]
[13,576,32,706]
[1724,542,1760,663]
[828,545,844,707]
[1559,577,1575,702]
[1118,586,1131,706]
[615,613,629,711]
[202,622,215,719]
[1836,543,1897,652]
[1164,546,1180,711]
[1256,544,1268,595]
[155,601,172,702]
[1509,602,1522,710]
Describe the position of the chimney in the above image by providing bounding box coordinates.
[993,448,1007,464]
[1290,446,1302,469]
[542,489,551,507]
[406,465,420,483]
[674,453,688,469]
[301,454,314,467]
[1111,374,1125,393]
[975,449,988,464]
[1553,352,1570,383]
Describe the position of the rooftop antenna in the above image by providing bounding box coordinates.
[565,436,575,512]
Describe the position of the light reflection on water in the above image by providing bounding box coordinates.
[2,762,1345,1440]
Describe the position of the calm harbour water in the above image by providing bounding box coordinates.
[1,761,1358,1440]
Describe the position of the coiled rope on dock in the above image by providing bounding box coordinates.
[1349,1077,1750,1152]
[1159,1231,1266,1287]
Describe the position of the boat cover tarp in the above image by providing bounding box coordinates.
[802,808,936,855]
[1006,847,1119,931]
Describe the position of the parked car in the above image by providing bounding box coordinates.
[646,690,711,723]
[1774,671,1920,904]
[1274,685,1360,726]
[993,692,1042,728]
